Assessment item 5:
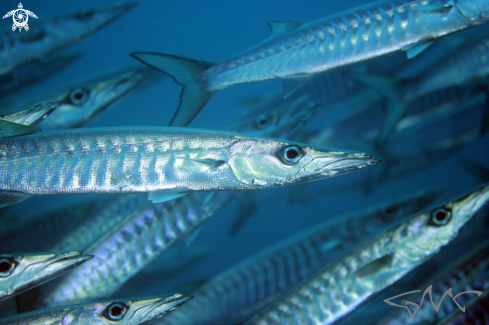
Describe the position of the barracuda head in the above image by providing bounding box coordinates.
[393,183,489,261]
[57,295,191,324]
[228,138,381,187]
[0,252,91,300]
[456,0,489,21]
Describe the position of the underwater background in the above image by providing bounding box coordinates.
[1,0,489,324]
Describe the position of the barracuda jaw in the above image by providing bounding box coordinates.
[128,294,192,324]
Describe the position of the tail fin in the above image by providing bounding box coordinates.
[131,52,216,127]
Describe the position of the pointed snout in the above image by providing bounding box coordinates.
[130,294,192,322]
[36,251,93,279]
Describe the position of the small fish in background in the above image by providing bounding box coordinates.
[0,122,380,207]
[0,294,191,325]
[0,49,82,98]
[0,252,92,301]
[0,102,60,127]
[0,2,135,75]
[132,0,489,127]
[245,183,489,325]
[158,187,441,325]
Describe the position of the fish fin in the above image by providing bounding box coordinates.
[186,225,204,247]
[277,74,311,98]
[355,254,394,278]
[148,189,189,203]
[131,52,216,127]
[266,21,304,40]
[191,158,226,169]
[0,191,31,208]
[0,120,41,138]
[416,4,452,13]
[402,41,434,59]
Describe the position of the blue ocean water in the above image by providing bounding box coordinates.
[0,0,488,323]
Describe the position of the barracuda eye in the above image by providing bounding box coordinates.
[429,207,452,226]
[254,114,272,130]
[69,88,89,106]
[0,258,15,277]
[77,8,95,20]
[281,146,303,165]
[104,302,128,321]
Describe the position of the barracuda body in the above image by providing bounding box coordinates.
[0,126,379,207]
[247,184,489,325]
[158,188,440,325]
[132,0,489,126]
[0,295,191,325]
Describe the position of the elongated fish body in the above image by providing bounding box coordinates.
[0,102,60,127]
[37,66,161,130]
[35,96,320,307]
[432,291,489,325]
[36,192,234,308]
[382,240,489,324]
[0,294,191,325]
[0,251,91,300]
[405,31,489,100]
[0,126,379,207]
[0,50,81,98]
[0,2,134,75]
[132,0,489,126]
[246,184,489,325]
[157,188,440,325]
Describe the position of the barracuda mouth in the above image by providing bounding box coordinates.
[139,294,192,320]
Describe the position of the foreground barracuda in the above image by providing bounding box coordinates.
[0,50,81,98]
[132,0,489,126]
[159,188,440,325]
[0,251,91,300]
[0,2,134,75]
[0,294,191,325]
[34,94,320,308]
[0,124,379,207]
[35,66,160,129]
[246,183,489,325]
[0,102,60,127]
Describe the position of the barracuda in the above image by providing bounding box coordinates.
[0,125,379,207]
[132,0,489,126]
[0,251,91,300]
[0,294,191,325]
[246,183,489,325]
[157,188,440,325]
[0,2,135,75]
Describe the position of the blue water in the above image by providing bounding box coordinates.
[1,0,489,323]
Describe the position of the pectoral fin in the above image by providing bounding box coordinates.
[0,120,41,138]
[266,21,304,40]
[0,191,32,208]
[148,189,189,203]
[278,74,312,98]
[402,41,434,59]
[191,158,226,169]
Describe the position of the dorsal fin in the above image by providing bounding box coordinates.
[266,21,303,40]
[0,120,41,138]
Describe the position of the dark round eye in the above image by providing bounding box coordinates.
[381,207,398,221]
[430,207,452,226]
[68,88,89,105]
[0,258,15,277]
[104,302,128,321]
[77,8,95,20]
[281,146,303,164]
[254,114,272,130]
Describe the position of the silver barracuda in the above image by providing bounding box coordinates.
[157,188,440,325]
[0,2,135,75]
[0,294,191,325]
[0,251,92,300]
[33,94,321,308]
[381,239,489,324]
[246,183,489,325]
[131,0,489,126]
[36,66,161,129]
[0,50,81,98]
[0,102,61,127]
[0,124,380,207]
